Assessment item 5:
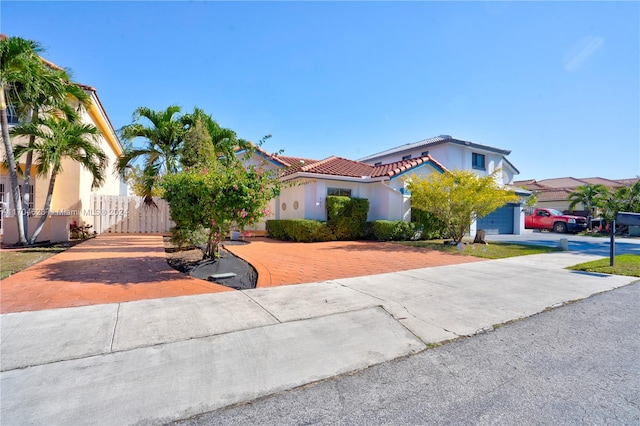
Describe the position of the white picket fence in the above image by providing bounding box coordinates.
[90,194,173,234]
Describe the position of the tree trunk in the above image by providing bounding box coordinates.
[22,109,35,239]
[29,166,58,243]
[474,229,487,244]
[0,85,27,244]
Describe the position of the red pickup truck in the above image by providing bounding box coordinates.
[525,208,588,233]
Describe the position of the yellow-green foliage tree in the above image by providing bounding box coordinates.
[406,170,518,243]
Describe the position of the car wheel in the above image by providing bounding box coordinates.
[553,222,567,233]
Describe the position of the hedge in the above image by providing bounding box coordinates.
[371,220,419,241]
[411,208,449,240]
[266,219,335,242]
[326,196,369,240]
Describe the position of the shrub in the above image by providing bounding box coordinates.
[326,196,369,240]
[266,219,335,242]
[411,208,449,240]
[170,226,210,249]
[372,220,419,241]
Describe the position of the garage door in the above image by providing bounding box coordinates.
[477,204,515,234]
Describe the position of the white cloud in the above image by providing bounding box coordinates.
[563,36,604,72]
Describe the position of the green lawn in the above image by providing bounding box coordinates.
[399,240,561,259]
[567,254,640,277]
[0,244,75,280]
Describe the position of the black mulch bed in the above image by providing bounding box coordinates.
[164,239,257,290]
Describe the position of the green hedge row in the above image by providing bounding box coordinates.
[266,219,335,242]
[267,219,427,242]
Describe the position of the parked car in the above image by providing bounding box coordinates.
[525,208,588,233]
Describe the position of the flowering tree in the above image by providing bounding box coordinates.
[407,169,518,244]
[161,156,279,258]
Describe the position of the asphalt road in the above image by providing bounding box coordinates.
[174,281,640,425]
[485,232,640,256]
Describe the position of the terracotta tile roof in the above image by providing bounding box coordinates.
[535,177,589,188]
[371,155,447,177]
[262,150,447,180]
[536,189,573,202]
[515,176,639,201]
[518,176,637,192]
[617,178,640,187]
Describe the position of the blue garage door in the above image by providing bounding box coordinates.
[477,204,515,234]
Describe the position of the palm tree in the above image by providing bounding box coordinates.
[0,35,89,244]
[18,66,91,240]
[10,116,107,242]
[0,35,50,244]
[117,105,190,204]
[567,184,609,229]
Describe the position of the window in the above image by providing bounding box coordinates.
[7,105,20,124]
[472,153,485,170]
[327,188,351,197]
[421,151,429,156]
[374,162,382,166]
[402,154,412,160]
[19,185,35,211]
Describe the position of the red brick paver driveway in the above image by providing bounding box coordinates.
[1,235,482,314]
[226,238,483,288]
[0,235,230,314]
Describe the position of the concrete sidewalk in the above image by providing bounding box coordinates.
[1,252,636,425]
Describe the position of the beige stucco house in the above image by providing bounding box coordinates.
[1,83,125,243]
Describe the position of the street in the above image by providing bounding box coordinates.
[485,232,640,256]
[176,281,640,425]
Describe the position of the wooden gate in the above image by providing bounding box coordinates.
[90,194,173,234]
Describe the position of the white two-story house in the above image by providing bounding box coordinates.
[244,135,529,235]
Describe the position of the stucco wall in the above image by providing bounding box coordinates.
[361,143,516,185]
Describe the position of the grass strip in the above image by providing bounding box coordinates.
[399,240,560,259]
[567,254,640,277]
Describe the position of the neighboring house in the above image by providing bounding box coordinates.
[241,146,447,231]
[244,135,529,235]
[359,135,520,187]
[0,82,125,243]
[515,176,639,213]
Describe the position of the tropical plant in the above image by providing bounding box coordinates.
[184,107,251,166]
[117,105,190,204]
[0,35,49,244]
[0,35,90,244]
[10,116,107,242]
[161,154,280,259]
[601,180,640,224]
[406,169,518,244]
[123,164,164,198]
[180,114,216,169]
[567,184,609,228]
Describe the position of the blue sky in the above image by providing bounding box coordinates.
[3,1,639,181]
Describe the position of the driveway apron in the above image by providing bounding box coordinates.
[0,234,231,314]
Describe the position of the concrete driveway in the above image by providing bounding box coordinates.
[485,231,640,256]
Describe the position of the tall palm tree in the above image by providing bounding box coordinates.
[0,35,50,244]
[117,105,190,204]
[10,116,107,242]
[19,67,91,239]
[567,183,609,229]
[0,35,88,244]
